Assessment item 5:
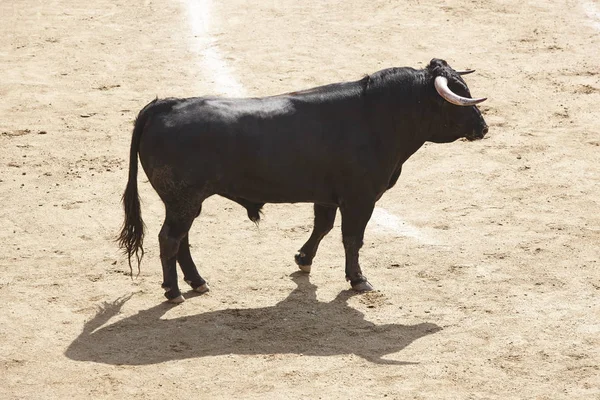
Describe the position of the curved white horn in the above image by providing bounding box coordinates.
[456,69,475,75]
[434,76,487,106]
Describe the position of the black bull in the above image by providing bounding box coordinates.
[118,58,488,303]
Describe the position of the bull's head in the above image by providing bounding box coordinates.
[427,59,488,143]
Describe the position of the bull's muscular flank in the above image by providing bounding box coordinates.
[118,58,488,303]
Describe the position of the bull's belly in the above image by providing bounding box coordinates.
[215,175,337,205]
[203,154,336,204]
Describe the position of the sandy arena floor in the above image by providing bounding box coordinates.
[1,0,599,398]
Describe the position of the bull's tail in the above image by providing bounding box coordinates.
[117,98,176,275]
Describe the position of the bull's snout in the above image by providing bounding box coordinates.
[480,124,489,137]
[467,123,488,141]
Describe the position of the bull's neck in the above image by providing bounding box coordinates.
[365,88,430,172]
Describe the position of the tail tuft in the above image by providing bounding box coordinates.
[117,180,145,277]
[117,98,178,275]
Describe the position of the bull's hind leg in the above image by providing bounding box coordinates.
[295,204,337,273]
[159,207,197,303]
[177,233,210,294]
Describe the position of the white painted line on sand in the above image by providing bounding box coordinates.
[582,1,600,31]
[369,207,437,244]
[184,0,246,97]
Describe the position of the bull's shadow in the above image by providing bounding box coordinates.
[65,273,441,365]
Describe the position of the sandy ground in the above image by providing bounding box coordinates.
[1,0,599,398]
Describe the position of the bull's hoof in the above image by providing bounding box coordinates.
[294,252,312,273]
[163,287,184,303]
[298,264,312,273]
[167,294,185,304]
[186,279,210,294]
[193,283,210,294]
[351,280,374,292]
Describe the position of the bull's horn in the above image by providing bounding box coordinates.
[456,69,475,75]
[434,76,487,106]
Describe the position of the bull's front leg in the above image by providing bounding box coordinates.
[295,204,337,273]
[340,202,375,291]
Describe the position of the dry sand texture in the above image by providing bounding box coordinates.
[1,0,599,398]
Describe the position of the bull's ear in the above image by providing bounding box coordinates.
[428,58,448,69]
[427,59,449,78]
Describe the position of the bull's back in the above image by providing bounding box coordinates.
[139,94,368,204]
